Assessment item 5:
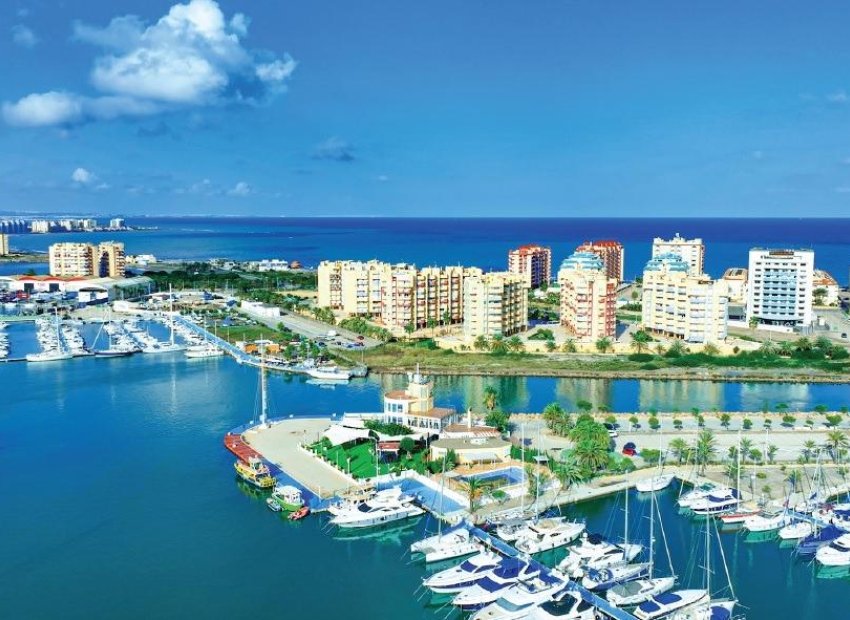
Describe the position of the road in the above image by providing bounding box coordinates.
[239,305,380,350]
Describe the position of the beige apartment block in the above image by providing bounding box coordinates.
[48,241,126,278]
[317,259,389,317]
[642,253,728,344]
[462,271,528,339]
[97,242,126,278]
[575,240,624,282]
[557,252,617,341]
[652,233,705,276]
[0,233,8,256]
[507,244,552,288]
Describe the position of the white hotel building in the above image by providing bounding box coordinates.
[652,233,705,276]
[746,249,814,330]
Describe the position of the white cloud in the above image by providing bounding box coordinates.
[4,0,295,127]
[11,24,38,48]
[227,181,252,196]
[71,167,96,184]
[827,91,848,104]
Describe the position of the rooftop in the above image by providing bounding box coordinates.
[410,407,456,420]
[431,436,511,450]
[722,268,748,280]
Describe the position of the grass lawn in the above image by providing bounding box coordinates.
[309,440,428,479]
[217,324,289,344]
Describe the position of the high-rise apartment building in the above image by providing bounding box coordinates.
[652,233,705,276]
[575,240,624,282]
[507,244,552,289]
[462,272,528,339]
[0,233,8,256]
[557,252,617,341]
[317,260,389,317]
[642,253,728,344]
[48,241,126,278]
[746,249,814,328]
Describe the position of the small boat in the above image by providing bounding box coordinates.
[743,510,792,533]
[677,484,715,509]
[266,484,304,512]
[289,506,310,521]
[329,486,424,528]
[796,524,844,558]
[669,598,736,620]
[515,518,586,554]
[581,562,650,591]
[471,576,566,620]
[636,474,675,493]
[496,518,529,542]
[634,590,709,620]
[816,532,850,566]
[529,590,598,620]
[451,557,543,610]
[423,551,503,594]
[558,536,642,576]
[305,365,351,381]
[607,577,677,607]
[234,457,275,489]
[26,350,73,362]
[411,527,482,563]
[778,521,812,541]
[690,489,740,515]
[95,346,135,358]
[717,508,760,526]
[186,344,224,358]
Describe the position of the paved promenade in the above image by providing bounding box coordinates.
[245,417,354,498]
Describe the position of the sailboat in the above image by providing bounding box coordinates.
[26,310,73,362]
[607,487,676,606]
[233,345,275,489]
[636,424,675,493]
[143,286,185,353]
[719,434,759,526]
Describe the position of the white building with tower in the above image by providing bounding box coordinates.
[746,248,814,330]
[652,233,705,276]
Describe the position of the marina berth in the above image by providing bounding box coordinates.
[423,550,503,594]
[451,557,545,611]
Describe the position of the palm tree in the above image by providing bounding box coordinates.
[703,342,720,356]
[739,438,754,465]
[595,337,612,354]
[473,335,490,351]
[555,456,585,494]
[826,430,849,462]
[506,335,524,353]
[801,440,817,463]
[759,340,778,355]
[695,429,717,475]
[562,338,577,353]
[460,478,488,516]
[573,438,609,473]
[748,316,759,330]
[426,317,438,337]
[766,444,778,464]
[778,341,794,357]
[542,402,566,430]
[630,330,652,353]
[669,438,689,465]
[794,337,812,352]
[403,322,415,341]
[483,386,499,412]
[786,468,803,493]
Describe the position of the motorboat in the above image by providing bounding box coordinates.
[266,484,304,512]
[451,558,544,610]
[778,521,812,541]
[305,364,352,381]
[234,457,275,489]
[471,576,566,620]
[717,508,760,526]
[423,550,503,594]
[581,562,650,591]
[95,345,136,358]
[558,535,642,576]
[26,350,73,362]
[607,576,677,607]
[496,518,529,542]
[815,532,850,566]
[636,474,675,493]
[329,486,424,528]
[529,590,598,620]
[743,510,792,533]
[677,485,716,509]
[185,344,224,358]
[689,489,740,515]
[795,524,844,558]
[634,590,709,620]
[411,527,482,563]
[515,518,586,554]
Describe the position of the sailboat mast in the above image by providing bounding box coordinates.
[624,481,629,547]
[168,284,175,345]
[520,422,525,514]
[259,345,268,426]
[649,484,655,579]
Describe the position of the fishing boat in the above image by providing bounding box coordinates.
[266,484,304,512]
[234,457,275,489]
[329,486,424,528]
[451,557,544,611]
[529,590,598,620]
[470,574,566,620]
[608,487,677,607]
[514,518,586,554]
[423,550,503,594]
[815,532,850,566]
[636,473,675,493]
[634,591,710,620]
[410,526,482,563]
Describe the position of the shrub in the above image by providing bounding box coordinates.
[628,353,654,362]
[641,363,660,371]
[742,418,753,430]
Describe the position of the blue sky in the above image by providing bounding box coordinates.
[3,0,850,217]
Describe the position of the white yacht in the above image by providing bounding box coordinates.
[558,535,641,576]
[451,558,542,611]
[496,519,529,542]
[743,510,792,533]
[329,486,424,528]
[636,473,675,493]
[529,590,598,620]
[410,527,482,563]
[26,350,73,362]
[634,590,709,620]
[689,489,740,515]
[778,520,813,540]
[581,562,650,591]
[515,518,586,554]
[471,575,566,620]
[607,577,677,607]
[305,364,352,381]
[677,485,716,509]
[185,344,224,358]
[669,599,737,620]
[423,550,503,594]
[816,532,850,566]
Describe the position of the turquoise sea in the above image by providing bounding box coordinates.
[3,341,850,618]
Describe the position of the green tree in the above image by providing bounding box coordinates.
[720,413,731,429]
[826,430,849,462]
[748,316,759,330]
[595,337,612,353]
[555,456,585,493]
[545,340,557,352]
[399,436,416,458]
[441,309,452,327]
[703,342,720,356]
[473,335,490,351]
[576,400,594,414]
[485,410,511,434]
[801,440,817,463]
[506,335,525,353]
[630,330,652,353]
[403,322,416,341]
[460,478,488,516]
[742,418,753,431]
[426,317,438,337]
[648,415,660,431]
[629,415,639,430]
[483,386,499,412]
[669,438,689,464]
[562,338,577,353]
[695,429,717,475]
[766,444,778,464]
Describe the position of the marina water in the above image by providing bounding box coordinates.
[3,342,850,618]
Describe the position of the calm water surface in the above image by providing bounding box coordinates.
[2,350,850,618]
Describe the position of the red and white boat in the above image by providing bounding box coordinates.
[718,508,760,525]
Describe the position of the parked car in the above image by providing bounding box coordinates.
[603,423,619,438]
[622,441,637,456]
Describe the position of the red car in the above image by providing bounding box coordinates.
[622,442,637,456]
